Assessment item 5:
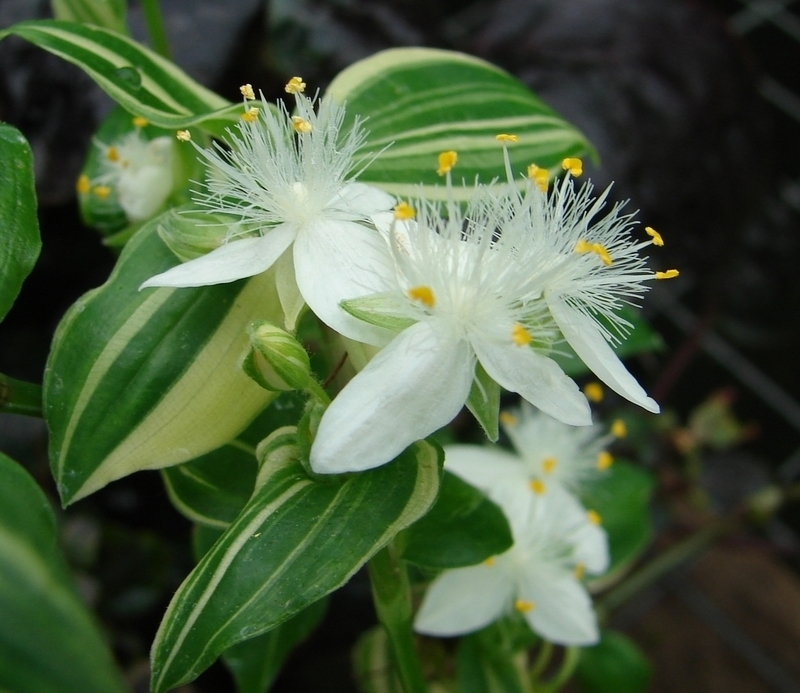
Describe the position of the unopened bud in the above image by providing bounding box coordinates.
[243,320,310,392]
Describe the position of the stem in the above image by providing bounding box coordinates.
[140,0,171,59]
[0,374,43,417]
[304,379,331,406]
[529,640,553,681]
[368,544,428,693]
[540,647,579,693]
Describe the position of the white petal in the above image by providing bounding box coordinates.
[414,562,514,637]
[573,521,610,576]
[520,569,599,646]
[310,320,474,474]
[117,165,172,221]
[140,225,296,289]
[471,338,592,426]
[275,250,305,332]
[548,297,660,413]
[294,219,396,346]
[333,182,395,217]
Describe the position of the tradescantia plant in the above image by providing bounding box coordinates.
[0,2,681,692]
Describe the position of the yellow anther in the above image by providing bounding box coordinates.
[611,419,627,438]
[132,116,148,128]
[645,226,664,246]
[596,451,613,471]
[241,107,260,123]
[511,323,533,346]
[583,382,604,403]
[106,146,119,163]
[514,599,535,613]
[574,562,586,580]
[655,269,680,280]
[529,479,546,495]
[239,83,255,100]
[436,150,458,176]
[285,76,307,94]
[499,411,518,427]
[575,239,593,254]
[176,130,192,142]
[76,175,91,195]
[484,556,496,567]
[527,164,549,192]
[394,201,415,220]
[291,116,312,133]
[408,286,435,308]
[562,157,583,176]
[542,457,557,474]
[592,243,613,266]
[496,133,518,143]
[93,185,111,200]
[587,509,602,525]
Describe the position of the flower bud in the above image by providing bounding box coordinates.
[243,320,310,392]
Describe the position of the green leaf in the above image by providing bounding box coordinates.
[44,215,281,505]
[455,629,530,693]
[582,461,654,586]
[401,471,512,569]
[150,433,442,692]
[0,452,127,693]
[0,123,41,323]
[575,630,651,693]
[0,20,239,133]
[466,362,500,442]
[51,0,128,34]
[223,598,328,693]
[326,47,595,201]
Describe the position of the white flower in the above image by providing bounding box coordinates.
[140,82,395,338]
[94,130,174,221]
[413,485,608,645]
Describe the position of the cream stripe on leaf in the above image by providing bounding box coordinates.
[150,435,442,693]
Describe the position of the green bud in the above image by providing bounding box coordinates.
[243,320,311,392]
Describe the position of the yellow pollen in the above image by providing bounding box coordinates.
[527,164,549,192]
[285,76,307,94]
[241,107,260,123]
[587,509,602,525]
[496,133,518,143]
[484,556,495,567]
[437,150,458,176]
[592,243,613,266]
[92,185,111,200]
[511,323,532,346]
[529,479,546,495]
[394,201,415,220]
[499,411,518,427]
[76,175,91,195]
[574,563,586,580]
[656,269,680,280]
[596,451,613,470]
[574,239,593,254]
[646,226,664,246]
[106,146,119,162]
[583,382,604,402]
[291,116,312,133]
[562,157,583,176]
[408,286,435,308]
[542,457,557,474]
[176,130,192,142]
[239,83,255,100]
[132,116,148,128]
[611,419,627,438]
[514,599,535,613]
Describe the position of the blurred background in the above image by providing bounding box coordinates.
[2,0,800,690]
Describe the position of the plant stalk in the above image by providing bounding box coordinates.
[0,374,43,417]
[140,0,171,59]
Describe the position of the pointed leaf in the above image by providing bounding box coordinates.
[466,362,500,442]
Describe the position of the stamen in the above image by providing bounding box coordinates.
[527,164,549,192]
[76,175,91,195]
[239,83,255,100]
[408,286,435,308]
[655,269,679,280]
[574,239,593,254]
[437,150,458,176]
[394,201,415,220]
[106,146,119,163]
[496,133,518,143]
[587,509,602,525]
[645,226,664,246]
[511,323,532,346]
[592,243,613,266]
[285,76,307,94]
[291,116,312,133]
[176,130,192,142]
[484,556,495,567]
[93,185,111,200]
[132,116,148,128]
[241,107,260,123]
[529,479,546,495]
[499,411,518,426]
[583,382,604,402]
[514,599,535,613]
[611,419,627,438]
[574,562,585,580]
[562,157,583,176]
[596,451,613,470]
[542,457,557,474]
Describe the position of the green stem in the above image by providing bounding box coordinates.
[305,379,331,406]
[529,640,553,681]
[0,374,43,417]
[368,544,428,693]
[539,647,579,693]
[140,0,171,59]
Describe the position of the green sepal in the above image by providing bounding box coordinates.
[156,207,229,261]
[245,320,311,392]
[466,362,501,442]
[400,471,512,569]
[0,453,127,693]
[0,123,41,323]
[150,432,443,692]
[575,630,651,693]
[340,292,417,333]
